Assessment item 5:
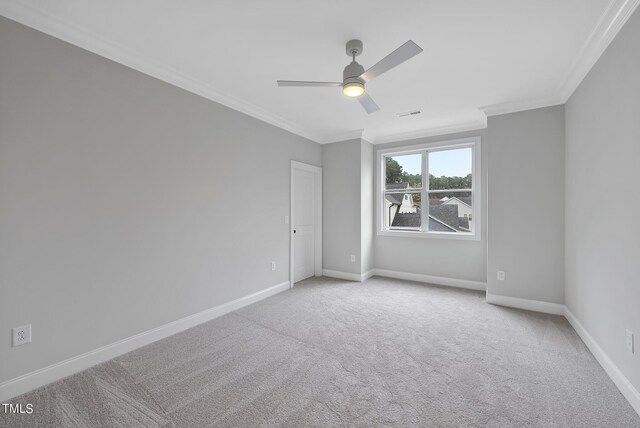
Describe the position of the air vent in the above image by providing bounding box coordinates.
[398,110,422,118]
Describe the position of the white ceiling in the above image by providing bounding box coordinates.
[1,0,638,143]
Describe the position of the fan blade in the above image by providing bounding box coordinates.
[277,80,342,87]
[359,40,423,82]
[358,93,380,114]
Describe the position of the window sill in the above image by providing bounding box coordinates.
[377,229,480,241]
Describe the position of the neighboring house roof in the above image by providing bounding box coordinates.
[386,182,409,190]
[390,205,462,232]
[443,196,472,207]
[430,204,461,230]
[428,216,458,232]
[385,193,404,205]
[386,193,472,232]
[390,211,458,232]
[390,212,420,228]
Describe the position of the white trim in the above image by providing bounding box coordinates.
[361,270,375,281]
[290,161,322,286]
[0,281,290,402]
[376,136,481,241]
[372,269,486,291]
[485,292,565,315]
[564,306,640,416]
[311,119,488,145]
[322,269,363,282]
[0,1,323,144]
[482,294,640,415]
[480,97,564,117]
[321,269,374,282]
[370,119,487,145]
[319,129,368,145]
[481,0,639,115]
[0,2,485,146]
[377,229,478,240]
[557,0,640,101]
[2,1,638,145]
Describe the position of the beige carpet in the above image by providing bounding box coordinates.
[2,276,639,427]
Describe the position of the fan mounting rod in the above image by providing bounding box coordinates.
[345,39,363,58]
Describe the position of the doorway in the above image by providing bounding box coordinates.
[290,161,322,285]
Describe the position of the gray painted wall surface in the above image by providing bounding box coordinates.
[0,17,321,383]
[360,140,374,274]
[565,8,640,392]
[322,139,362,274]
[487,106,565,303]
[373,131,488,283]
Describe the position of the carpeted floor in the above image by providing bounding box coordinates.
[2,276,639,427]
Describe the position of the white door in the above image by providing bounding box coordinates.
[292,167,316,283]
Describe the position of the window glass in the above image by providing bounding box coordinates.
[379,139,479,239]
[384,154,422,229]
[428,192,473,234]
[385,154,422,188]
[428,148,472,190]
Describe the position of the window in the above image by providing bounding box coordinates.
[378,137,481,240]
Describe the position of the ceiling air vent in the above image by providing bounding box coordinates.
[398,109,422,118]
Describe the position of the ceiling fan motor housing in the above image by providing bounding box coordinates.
[343,61,365,87]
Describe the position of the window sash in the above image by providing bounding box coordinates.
[381,139,478,237]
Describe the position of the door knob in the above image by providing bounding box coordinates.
[293,230,297,234]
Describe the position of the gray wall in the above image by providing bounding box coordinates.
[565,8,640,392]
[373,131,488,283]
[0,17,321,383]
[487,106,565,303]
[322,138,374,276]
[322,139,362,274]
[360,140,374,273]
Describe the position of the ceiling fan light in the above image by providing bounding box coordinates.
[343,82,364,97]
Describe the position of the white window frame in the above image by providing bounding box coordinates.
[376,136,481,241]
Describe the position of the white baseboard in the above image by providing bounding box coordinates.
[361,270,375,281]
[0,281,290,402]
[481,293,639,416]
[322,269,363,282]
[485,292,564,315]
[322,269,383,283]
[372,268,486,291]
[564,307,640,416]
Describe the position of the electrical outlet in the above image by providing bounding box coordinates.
[271,261,276,271]
[497,271,506,281]
[350,254,356,263]
[284,216,289,224]
[626,330,634,353]
[12,324,31,347]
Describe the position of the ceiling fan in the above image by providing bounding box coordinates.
[277,39,423,114]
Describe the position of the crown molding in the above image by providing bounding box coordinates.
[557,0,640,102]
[0,1,324,144]
[360,130,375,145]
[370,118,487,145]
[318,129,367,144]
[479,0,639,117]
[2,0,638,145]
[480,96,564,117]
[318,117,488,145]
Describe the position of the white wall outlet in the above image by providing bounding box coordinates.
[284,216,289,224]
[12,324,31,347]
[271,261,276,271]
[626,329,634,353]
[350,254,356,263]
[497,271,506,281]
